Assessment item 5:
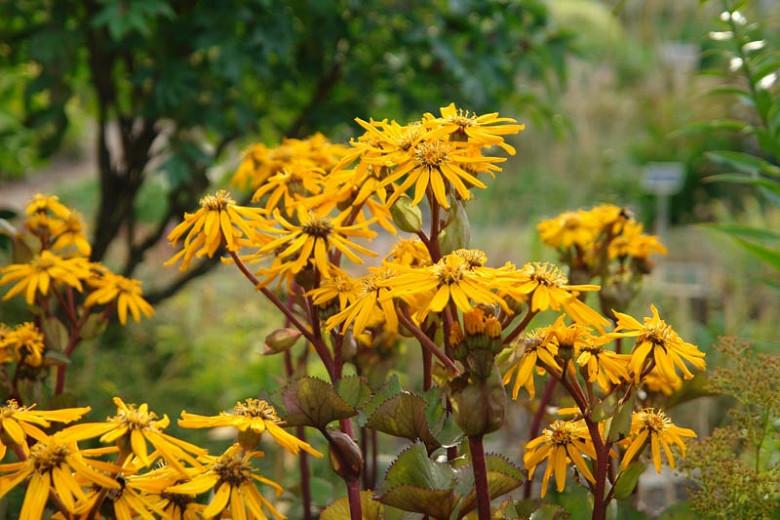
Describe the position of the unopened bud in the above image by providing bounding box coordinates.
[327,430,363,481]
[449,367,506,436]
[463,308,486,336]
[438,199,470,255]
[264,328,302,354]
[237,428,262,451]
[485,316,502,339]
[390,195,423,233]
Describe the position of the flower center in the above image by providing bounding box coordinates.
[112,406,157,430]
[31,441,70,474]
[434,262,465,285]
[640,411,667,432]
[414,141,449,169]
[528,262,568,287]
[32,252,57,271]
[233,399,281,422]
[548,422,576,446]
[301,218,333,238]
[214,456,252,488]
[200,190,234,211]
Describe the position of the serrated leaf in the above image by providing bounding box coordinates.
[376,443,457,518]
[275,377,356,429]
[321,490,383,520]
[613,461,645,500]
[358,375,402,427]
[366,392,440,451]
[457,454,526,515]
[337,376,372,411]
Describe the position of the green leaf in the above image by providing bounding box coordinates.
[358,375,402,427]
[80,313,108,341]
[457,454,526,515]
[608,391,635,442]
[275,377,356,429]
[591,392,618,422]
[438,198,471,255]
[703,173,780,196]
[612,462,645,500]
[530,504,569,519]
[321,490,383,520]
[669,119,750,138]
[735,238,780,269]
[336,376,372,410]
[376,443,457,518]
[366,392,440,451]
[705,150,780,177]
[41,317,69,352]
[703,223,780,242]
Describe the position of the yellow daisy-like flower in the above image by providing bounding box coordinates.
[67,397,206,475]
[25,193,71,220]
[608,221,667,260]
[49,211,92,257]
[178,398,322,457]
[0,322,45,367]
[251,168,325,215]
[0,400,90,459]
[499,262,609,330]
[85,271,154,325]
[307,267,360,311]
[537,210,598,250]
[642,366,683,396]
[576,342,631,392]
[384,238,432,267]
[0,250,91,304]
[166,446,285,520]
[165,190,268,271]
[523,419,596,497]
[612,305,706,384]
[326,265,399,337]
[257,206,376,277]
[383,253,508,321]
[129,465,206,519]
[502,328,562,399]
[76,478,159,520]
[385,136,505,209]
[426,102,524,155]
[0,431,120,518]
[0,324,14,364]
[620,409,696,472]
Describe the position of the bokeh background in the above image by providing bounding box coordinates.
[1,1,778,517]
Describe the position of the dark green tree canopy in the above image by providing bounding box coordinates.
[1,0,570,299]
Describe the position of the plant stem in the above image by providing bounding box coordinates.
[346,478,363,520]
[422,344,432,391]
[298,425,313,520]
[398,310,461,375]
[523,377,558,498]
[502,309,537,346]
[469,435,491,520]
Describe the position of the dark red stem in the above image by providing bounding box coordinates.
[469,435,491,520]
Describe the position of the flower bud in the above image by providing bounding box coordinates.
[264,328,302,354]
[327,430,363,481]
[390,195,423,233]
[449,367,506,436]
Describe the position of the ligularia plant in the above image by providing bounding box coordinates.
[0,104,704,519]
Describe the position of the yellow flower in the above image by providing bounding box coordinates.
[0,324,14,364]
[25,193,71,220]
[326,265,399,337]
[251,167,325,215]
[524,420,596,497]
[383,253,508,321]
[0,431,120,518]
[0,250,91,304]
[67,397,206,475]
[537,210,598,250]
[620,409,696,472]
[612,305,706,384]
[50,211,92,257]
[179,399,322,457]
[165,190,268,271]
[385,136,505,209]
[576,341,631,392]
[166,446,285,520]
[426,102,524,154]
[307,267,360,311]
[499,262,609,330]
[384,238,432,267]
[0,322,45,367]
[85,271,154,325]
[642,366,682,396]
[502,328,561,399]
[128,466,206,519]
[76,480,159,519]
[257,206,376,277]
[608,221,667,259]
[0,400,90,459]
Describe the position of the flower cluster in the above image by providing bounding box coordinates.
[0,397,314,519]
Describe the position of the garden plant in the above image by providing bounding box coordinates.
[0,103,711,519]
